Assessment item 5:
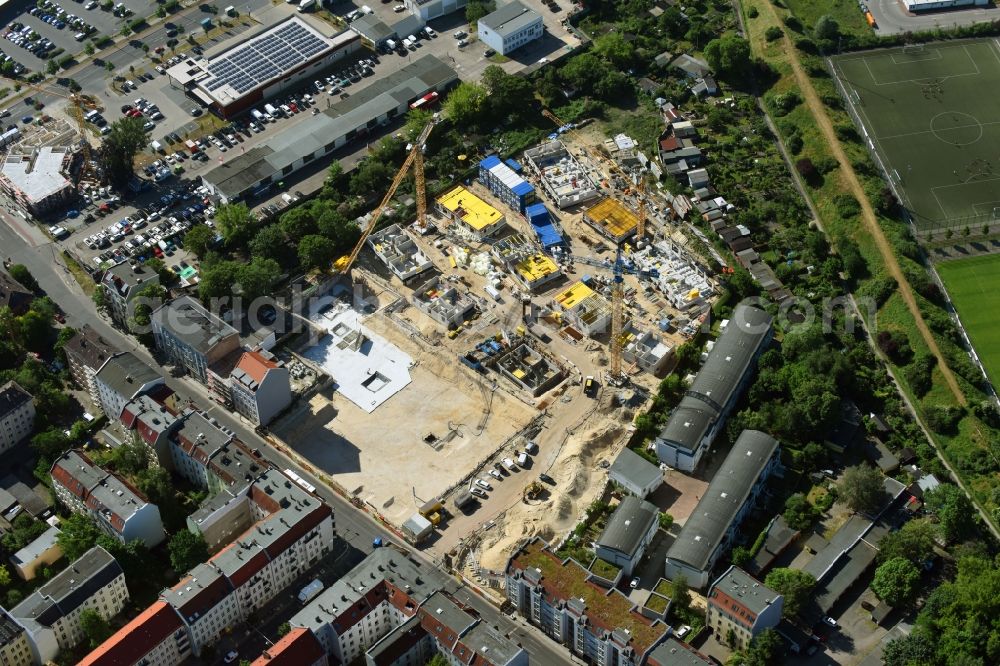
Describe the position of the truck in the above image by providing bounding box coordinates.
[185,139,200,154]
[298,0,315,11]
[453,489,475,510]
[298,579,324,604]
[502,457,517,472]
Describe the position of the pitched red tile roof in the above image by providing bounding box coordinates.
[236,351,279,384]
[250,627,325,666]
[659,136,680,152]
[78,601,183,666]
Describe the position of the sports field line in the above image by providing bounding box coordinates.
[862,45,980,86]
[834,41,977,62]
[932,175,1000,219]
[875,118,1000,141]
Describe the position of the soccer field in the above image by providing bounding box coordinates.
[937,254,1000,388]
[832,40,1000,232]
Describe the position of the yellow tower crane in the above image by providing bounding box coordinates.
[335,119,436,274]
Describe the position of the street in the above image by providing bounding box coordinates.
[0,206,573,665]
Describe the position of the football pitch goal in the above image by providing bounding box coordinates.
[832,40,1000,232]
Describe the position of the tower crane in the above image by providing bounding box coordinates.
[541,109,649,240]
[335,119,436,275]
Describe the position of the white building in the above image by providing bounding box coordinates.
[0,381,34,454]
[93,352,164,421]
[406,0,468,20]
[62,326,119,411]
[706,566,783,650]
[100,261,159,332]
[12,547,128,664]
[208,350,291,426]
[608,448,663,499]
[50,450,166,548]
[477,1,543,56]
[0,609,32,666]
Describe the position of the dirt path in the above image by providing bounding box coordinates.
[761,0,966,406]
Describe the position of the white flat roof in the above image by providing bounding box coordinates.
[1,148,71,204]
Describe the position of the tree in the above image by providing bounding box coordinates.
[742,628,783,666]
[465,0,495,24]
[168,531,208,573]
[731,546,752,567]
[215,202,258,246]
[872,557,921,606]
[442,81,489,129]
[317,209,360,253]
[18,310,52,353]
[46,59,58,75]
[279,206,317,242]
[5,589,22,607]
[105,439,149,476]
[658,512,673,531]
[0,564,10,587]
[925,484,977,543]
[30,427,70,460]
[764,568,815,617]
[144,257,178,287]
[877,518,937,565]
[1,515,49,552]
[277,622,291,637]
[814,15,840,41]
[592,32,635,69]
[480,65,534,121]
[671,574,690,610]
[128,283,166,330]
[198,260,238,302]
[425,655,450,666]
[99,117,147,188]
[8,264,39,292]
[882,631,936,666]
[79,608,111,648]
[348,159,393,198]
[92,283,110,318]
[298,235,337,270]
[235,258,281,301]
[704,35,752,80]
[248,225,292,266]
[183,225,214,259]
[57,513,102,560]
[838,464,884,514]
[782,493,818,530]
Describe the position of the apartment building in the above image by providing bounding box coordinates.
[705,566,783,650]
[167,409,269,495]
[151,296,240,384]
[11,547,128,664]
[119,394,181,468]
[62,326,118,409]
[664,430,782,588]
[0,609,31,666]
[208,350,291,426]
[0,382,34,455]
[251,627,327,666]
[78,600,191,666]
[594,496,660,577]
[50,450,166,548]
[655,304,772,472]
[100,262,159,332]
[505,537,669,665]
[93,352,163,420]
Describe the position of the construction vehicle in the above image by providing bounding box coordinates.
[542,109,650,240]
[523,481,543,500]
[335,119,436,274]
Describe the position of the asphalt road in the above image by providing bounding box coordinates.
[0,208,574,666]
[868,0,1000,35]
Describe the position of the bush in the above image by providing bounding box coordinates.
[876,330,912,364]
[903,352,936,397]
[747,6,759,18]
[769,90,802,115]
[765,26,783,42]
[796,157,819,184]
[786,134,803,155]
[833,194,861,219]
[835,124,860,143]
[924,405,963,434]
[795,37,817,54]
[783,15,803,32]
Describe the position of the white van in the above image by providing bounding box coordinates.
[74,32,86,41]
[517,452,528,467]
[263,103,279,119]
[224,5,236,15]
[251,108,266,123]
[150,140,163,153]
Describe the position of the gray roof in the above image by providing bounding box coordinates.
[10,525,61,567]
[203,54,457,200]
[665,430,780,572]
[102,261,158,298]
[458,619,524,664]
[0,609,24,648]
[351,14,394,42]
[51,450,152,526]
[0,381,32,420]
[171,408,234,458]
[596,496,659,559]
[12,546,123,629]
[708,566,781,616]
[94,352,161,400]
[151,296,238,355]
[479,1,540,37]
[646,638,712,665]
[390,14,425,39]
[671,54,711,77]
[0,270,33,313]
[423,590,476,635]
[609,448,662,492]
[656,396,716,454]
[748,515,798,576]
[63,325,119,373]
[0,478,47,518]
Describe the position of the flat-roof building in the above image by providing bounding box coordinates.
[202,54,457,202]
[523,140,600,209]
[510,253,561,292]
[0,146,75,216]
[646,638,713,666]
[478,1,543,56]
[435,186,507,239]
[706,566,783,650]
[406,0,469,20]
[552,281,611,336]
[664,430,781,588]
[411,275,476,328]
[479,155,535,213]
[152,296,241,385]
[167,17,362,118]
[0,609,32,666]
[9,526,62,582]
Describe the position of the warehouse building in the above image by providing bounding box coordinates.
[584,198,639,243]
[202,54,457,202]
[166,16,361,118]
[406,0,468,20]
[479,155,535,213]
[906,0,988,10]
[477,1,543,56]
[435,186,508,239]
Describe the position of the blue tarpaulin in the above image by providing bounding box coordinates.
[526,203,563,250]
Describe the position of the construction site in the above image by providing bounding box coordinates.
[270,114,717,577]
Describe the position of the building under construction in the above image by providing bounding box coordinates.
[552,281,611,337]
[494,341,565,397]
[411,275,476,328]
[523,140,600,210]
[368,223,434,281]
[583,197,639,244]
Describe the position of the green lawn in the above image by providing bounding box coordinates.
[783,0,872,37]
[832,40,1000,231]
[937,254,1000,387]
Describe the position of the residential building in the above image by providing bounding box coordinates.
[664,430,782,588]
[406,0,468,20]
[11,547,128,664]
[368,224,434,282]
[645,638,712,666]
[0,270,33,316]
[77,600,191,666]
[479,155,535,213]
[0,382,34,454]
[208,350,291,426]
[523,140,600,210]
[655,304,773,472]
[0,609,32,666]
[583,198,638,244]
[509,254,562,292]
[411,275,476,328]
[50,450,166,548]
[620,327,673,375]
[706,566,783,650]
[0,147,75,216]
[251,627,327,666]
[119,394,181,469]
[477,1,543,56]
[552,282,611,337]
[9,526,62,581]
[100,262,159,332]
[608,448,663,499]
[505,537,668,664]
[167,409,270,495]
[435,186,507,240]
[671,54,711,79]
[594,496,660,577]
[151,296,240,384]
[62,326,118,409]
[93,352,163,420]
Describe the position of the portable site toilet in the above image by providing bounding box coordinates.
[224,5,236,16]
[200,17,213,31]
